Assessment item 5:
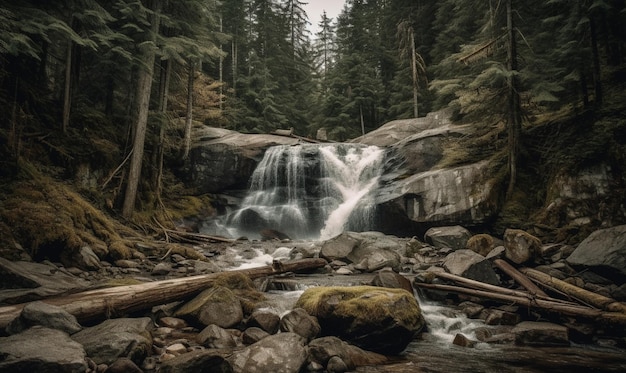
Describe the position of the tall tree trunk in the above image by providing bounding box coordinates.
[122,0,161,219]
[155,58,172,201]
[506,0,522,199]
[410,30,418,118]
[62,39,72,133]
[182,61,195,160]
[589,17,603,108]
[219,15,223,112]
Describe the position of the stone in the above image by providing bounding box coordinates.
[114,259,140,268]
[242,326,270,345]
[504,229,542,264]
[452,333,477,348]
[327,356,349,373]
[279,307,321,342]
[64,245,102,271]
[320,232,402,272]
[151,262,172,275]
[295,286,425,354]
[424,226,472,250]
[228,332,307,373]
[71,317,153,365]
[158,350,233,373]
[5,300,82,335]
[566,224,626,283]
[370,269,414,294]
[442,249,500,285]
[174,285,243,328]
[104,357,144,373]
[158,316,188,329]
[466,234,496,256]
[458,301,484,318]
[197,324,238,349]
[307,336,387,371]
[484,309,521,326]
[247,309,280,334]
[165,343,188,355]
[512,321,570,347]
[0,327,87,372]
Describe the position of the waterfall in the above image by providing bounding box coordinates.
[224,143,384,240]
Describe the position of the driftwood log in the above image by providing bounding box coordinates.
[0,258,327,329]
[493,259,548,298]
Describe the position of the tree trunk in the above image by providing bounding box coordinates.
[155,58,172,200]
[0,258,327,329]
[62,39,72,133]
[122,0,161,219]
[182,60,194,160]
[410,30,419,118]
[589,17,603,107]
[506,0,522,199]
[493,258,548,297]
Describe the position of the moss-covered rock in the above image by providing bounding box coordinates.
[295,286,425,354]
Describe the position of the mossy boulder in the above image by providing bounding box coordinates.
[294,286,425,354]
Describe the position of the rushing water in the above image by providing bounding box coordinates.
[206,143,385,240]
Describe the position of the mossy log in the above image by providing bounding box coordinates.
[0,258,327,329]
[520,267,626,314]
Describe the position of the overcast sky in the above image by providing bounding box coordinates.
[303,0,346,36]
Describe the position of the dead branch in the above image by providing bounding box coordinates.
[493,259,548,297]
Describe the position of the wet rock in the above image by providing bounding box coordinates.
[242,326,269,345]
[320,232,402,272]
[484,309,521,326]
[158,349,233,373]
[308,336,388,371]
[115,259,140,268]
[453,333,477,348]
[197,324,237,349]
[442,249,500,285]
[335,267,354,275]
[327,355,349,373]
[370,269,413,294]
[424,226,472,250]
[458,301,485,318]
[247,309,280,334]
[466,234,496,257]
[566,224,626,283]
[151,262,172,276]
[296,286,425,354]
[0,326,87,372]
[71,317,153,365]
[228,332,307,373]
[158,316,188,329]
[5,300,82,335]
[504,229,542,264]
[279,307,321,342]
[104,357,144,373]
[174,286,243,328]
[512,321,570,347]
[165,342,188,355]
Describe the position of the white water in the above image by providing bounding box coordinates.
[223,144,385,240]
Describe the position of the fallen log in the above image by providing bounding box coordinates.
[414,282,626,326]
[520,267,626,314]
[0,258,327,329]
[493,259,548,298]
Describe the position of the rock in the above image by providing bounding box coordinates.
[115,259,140,268]
[459,301,485,318]
[165,342,188,355]
[71,317,153,365]
[0,257,89,304]
[104,357,144,373]
[484,309,521,326]
[512,321,570,347]
[424,226,472,250]
[197,324,238,349]
[320,232,361,261]
[370,269,413,294]
[0,327,87,372]
[466,234,496,256]
[242,326,270,345]
[5,300,82,335]
[566,224,626,283]
[320,232,402,272]
[295,286,425,354]
[504,229,542,264]
[158,316,188,329]
[174,286,244,328]
[279,308,321,342]
[442,249,500,285]
[308,336,387,371]
[228,332,307,373]
[151,262,172,276]
[405,237,425,258]
[158,350,233,373]
[62,245,102,271]
[327,356,349,373]
[452,333,477,348]
[247,309,280,334]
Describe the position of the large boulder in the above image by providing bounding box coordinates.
[424,225,472,250]
[279,307,321,342]
[71,317,153,365]
[0,327,87,372]
[308,336,388,371]
[174,285,244,328]
[186,126,300,193]
[566,225,626,284]
[295,286,425,354]
[504,229,542,265]
[512,321,570,347]
[442,249,500,285]
[320,231,403,272]
[5,301,82,335]
[158,350,233,373]
[228,332,307,373]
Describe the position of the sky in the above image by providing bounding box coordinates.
[303,0,347,36]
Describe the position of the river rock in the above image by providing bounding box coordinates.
[424,226,472,250]
[247,309,280,334]
[61,244,102,271]
[279,307,321,342]
[442,249,500,285]
[512,321,570,347]
[242,326,270,344]
[466,234,496,256]
[174,285,244,328]
[320,232,402,272]
[295,286,425,354]
[0,326,87,372]
[308,336,388,371]
[71,317,153,365]
[158,350,233,373]
[228,332,307,373]
[5,300,82,335]
[566,224,626,283]
[105,357,144,373]
[197,324,238,349]
[370,269,414,294]
[504,229,542,264]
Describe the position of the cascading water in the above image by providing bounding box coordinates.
[222,143,385,240]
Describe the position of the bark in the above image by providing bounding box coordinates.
[410,30,418,118]
[520,268,626,314]
[62,39,72,133]
[122,0,161,218]
[493,259,548,298]
[182,61,194,160]
[506,0,522,199]
[0,258,327,329]
[414,282,626,326]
